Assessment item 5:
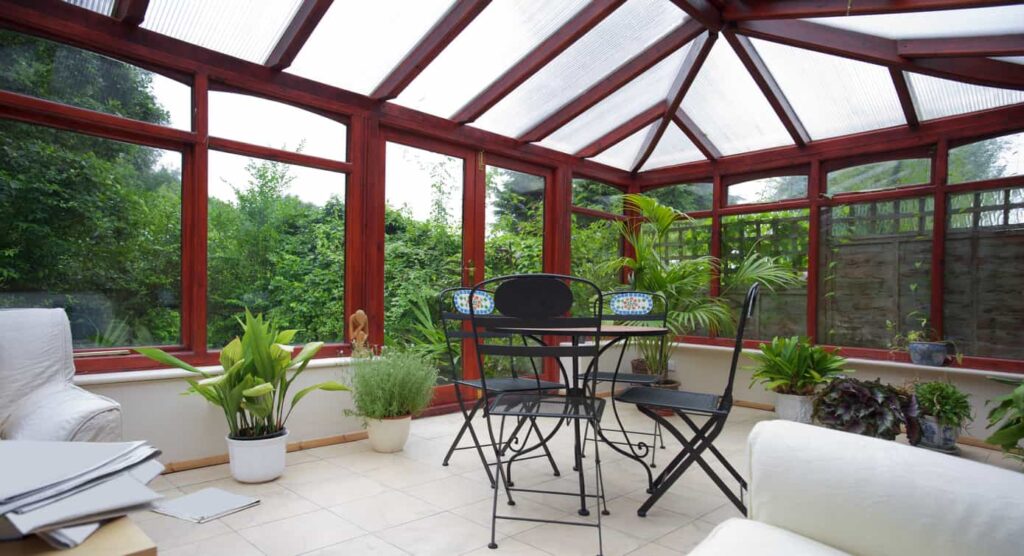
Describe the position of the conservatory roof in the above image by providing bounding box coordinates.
[62,0,1024,175]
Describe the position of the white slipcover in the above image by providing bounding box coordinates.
[0,308,121,441]
[691,420,1024,556]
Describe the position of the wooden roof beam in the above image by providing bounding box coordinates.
[632,32,716,173]
[453,0,625,123]
[670,0,722,30]
[265,0,333,70]
[112,0,148,26]
[898,34,1024,58]
[673,108,721,160]
[723,1,1022,21]
[519,18,704,143]
[724,31,809,147]
[889,68,920,128]
[735,19,1024,90]
[575,101,666,158]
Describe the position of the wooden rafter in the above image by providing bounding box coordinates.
[723,0,1022,21]
[889,68,920,128]
[575,101,665,158]
[897,34,1024,58]
[371,0,491,100]
[724,31,809,147]
[452,0,625,123]
[735,19,1024,90]
[632,32,716,173]
[519,18,704,143]
[672,108,721,160]
[669,0,721,30]
[265,0,333,70]
[112,0,148,26]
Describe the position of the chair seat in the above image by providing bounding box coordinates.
[593,371,660,384]
[455,377,563,392]
[489,392,605,421]
[615,386,723,414]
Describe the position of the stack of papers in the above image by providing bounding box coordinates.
[153,488,259,523]
[0,440,163,549]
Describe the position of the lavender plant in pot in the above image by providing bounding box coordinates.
[749,336,847,423]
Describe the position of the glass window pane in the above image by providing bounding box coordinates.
[640,123,705,171]
[540,46,691,154]
[820,198,933,349]
[806,6,1024,39]
[0,120,182,348]
[945,187,1024,359]
[827,158,931,194]
[396,0,588,118]
[590,124,652,171]
[682,39,794,155]
[751,39,905,139]
[207,151,346,346]
[571,213,621,293]
[287,0,454,95]
[0,30,191,130]
[645,182,713,213]
[62,0,114,15]
[572,179,622,213]
[472,0,686,138]
[728,175,807,205]
[722,210,809,340]
[209,92,347,161]
[486,166,545,277]
[143,0,303,64]
[949,131,1024,184]
[906,72,1024,121]
[659,216,711,261]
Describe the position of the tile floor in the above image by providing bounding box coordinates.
[136,405,1013,556]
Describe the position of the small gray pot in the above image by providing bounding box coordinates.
[909,341,947,366]
[918,415,959,453]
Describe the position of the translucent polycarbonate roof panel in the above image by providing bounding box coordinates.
[640,123,704,171]
[539,46,690,154]
[806,5,1024,39]
[682,39,793,156]
[62,0,113,15]
[995,57,1024,65]
[395,0,588,118]
[209,92,347,161]
[287,0,454,95]
[750,39,905,139]
[471,0,686,138]
[905,72,1024,121]
[590,125,653,171]
[142,0,303,64]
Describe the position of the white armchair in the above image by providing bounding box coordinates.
[0,308,122,441]
[691,420,1024,556]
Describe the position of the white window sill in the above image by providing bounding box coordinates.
[74,357,353,386]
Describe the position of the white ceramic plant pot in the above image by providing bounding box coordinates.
[775,393,814,424]
[366,416,412,453]
[226,429,289,483]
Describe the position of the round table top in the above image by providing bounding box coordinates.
[490,324,669,337]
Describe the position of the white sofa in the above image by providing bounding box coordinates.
[691,420,1024,556]
[0,308,122,441]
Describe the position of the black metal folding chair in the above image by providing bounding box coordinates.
[615,283,759,517]
[438,286,562,487]
[469,274,608,555]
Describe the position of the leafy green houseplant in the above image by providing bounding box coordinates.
[886,313,963,367]
[349,350,438,453]
[749,336,847,423]
[136,310,348,482]
[814,377,920,442]
[914,380,971,452]
[986,377,1024,466]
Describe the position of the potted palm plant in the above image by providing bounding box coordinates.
[749,336,847,423]
[914,380,971,453]
[349,350,438,453]
[136,310,349,483]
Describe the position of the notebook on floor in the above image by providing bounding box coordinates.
[151,488,259,523]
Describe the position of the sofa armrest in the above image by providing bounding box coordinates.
[747,420,1024,556]
[1,384,122,442]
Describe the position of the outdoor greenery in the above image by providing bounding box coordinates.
[749,336,848,396]
[915,380,971,429]
[986,377,1024,464]
[349,350,438,420]
[814,377,920,442]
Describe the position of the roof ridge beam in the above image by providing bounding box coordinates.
[452,0,625,123]
[724,30,809,147]
[670,0,721,30]
[519,18,705,143]
[265,0,333,70]
[735,19,1024,90]
[112,0,148,26]
[632,32,716,173]
[575,101,666,158]
[371,0,491,100]
[889,68,920,128]
[673,108,721,160]
[723,1,1022,21]
[898,34,1024,58]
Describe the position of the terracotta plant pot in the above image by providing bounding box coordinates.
[366,415,412,453]
[631,358,650,374]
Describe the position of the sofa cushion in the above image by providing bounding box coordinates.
[0,309,75,419]
[689,518,849,556]
[1,383,121,441]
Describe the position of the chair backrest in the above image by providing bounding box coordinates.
[596,290,667,375]
[438,286,495,381]
[0,309,75,418]
[722,283,760,407]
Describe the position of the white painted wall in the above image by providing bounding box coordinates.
[75,359,361,464]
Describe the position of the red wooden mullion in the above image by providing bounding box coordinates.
[710,172,723,299]
[184,72,209,354]
[806,159,821,342]
[931,139,949,339]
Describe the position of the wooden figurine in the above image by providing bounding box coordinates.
[349,309,370,357]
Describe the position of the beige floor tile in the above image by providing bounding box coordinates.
[285,449,321,466]
[134,513,232,549]
[304,439,373,460]
[376,512,494,556]
[179,476,290,497]
[462,537,553,555]
[324,450,405,473]
[698,503,743,526]
[238,509,365,556]
[653,519,717,553]
[451,496,563,537]
[513,518,645,556]
[362,457,455,489]
[158,531,263,556]
[219,488,319,530]
[625,542,684,555]
[404,474,495,510]
[277,460,353,486]
[305,534,410,555]
[625,488,724,521]
[285,473,389,507]
[601,495,692,542]
[163,463,232,487]
[330,490,443,532]
[147,474,176,492]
